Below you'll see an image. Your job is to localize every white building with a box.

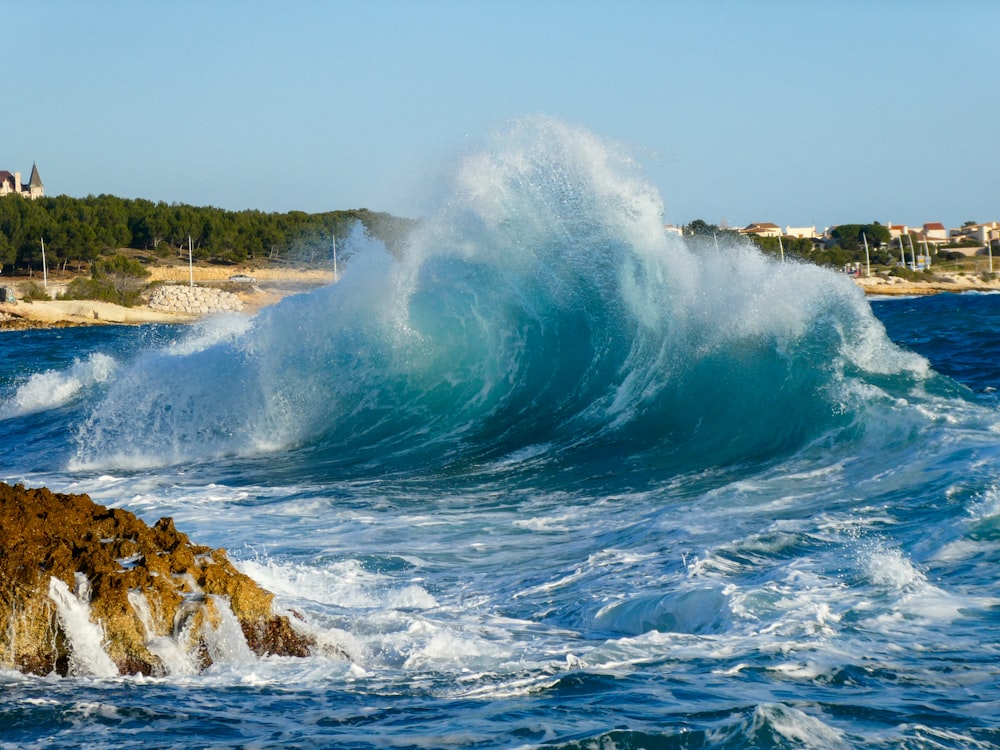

[784,226,817,239]
[0,163,44,199]
[950,221,1000,245]
[739,222,782,238]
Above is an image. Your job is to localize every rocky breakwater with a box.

[0,482,316,676]
[147,284,243,315]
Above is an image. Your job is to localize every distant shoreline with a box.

[853,273,1000,297]
[0,266,333,330]
[2,265,998,331]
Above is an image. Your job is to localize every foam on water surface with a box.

[0,353,117,419]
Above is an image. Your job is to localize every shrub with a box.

[59,254,151,307]
[21,281,51,301]
[889,266,922,281]
[60,276,147,307]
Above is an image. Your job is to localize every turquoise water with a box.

[3,119,1000,748]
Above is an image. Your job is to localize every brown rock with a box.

[0,482,316,676]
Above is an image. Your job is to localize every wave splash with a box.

[1,353,118,420]
[70,117,926,478]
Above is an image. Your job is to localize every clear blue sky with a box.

[6,1,998,231]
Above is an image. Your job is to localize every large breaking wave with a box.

[70,117,928,480]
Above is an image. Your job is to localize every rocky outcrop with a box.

[0,308,86,330]
[147,284,243,315]
[0,482,314,676]
[0,310,41,330]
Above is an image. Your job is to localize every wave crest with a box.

[70,118,925,478]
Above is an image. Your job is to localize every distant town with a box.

[665,220,999,258]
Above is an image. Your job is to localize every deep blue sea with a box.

[4,120,1000,749]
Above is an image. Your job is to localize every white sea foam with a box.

[862,545,923,589]
[48,574,118,678]
[126,590,199,676]
[741,703,849,749]
[0,353,117,419]
[237,558,437,612]
[967,482,1000,520]
[66,701,123,721]
[853,539,997,630]
[512,513,575,532]
[401,627,508,670]
[233,555,538,673]
[202,595,255,666]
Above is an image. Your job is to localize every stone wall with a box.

[147,284,243,315]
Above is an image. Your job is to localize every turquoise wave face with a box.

[69,118,928,481]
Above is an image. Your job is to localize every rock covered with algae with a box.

[0,482,314,676]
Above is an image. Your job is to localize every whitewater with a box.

[3,118,1000,748]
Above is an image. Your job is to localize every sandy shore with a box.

[144,265,334,285]
[0,266,334,330]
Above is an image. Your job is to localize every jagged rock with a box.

[0,482,314,676]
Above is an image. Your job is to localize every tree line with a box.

[0,194,417,275]
[2,192,947,279]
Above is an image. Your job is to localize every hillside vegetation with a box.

[0,194,416,276]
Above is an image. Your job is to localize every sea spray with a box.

[0,353,117,420]
[126,590,198,676]
[202,595,255,666]
[47,575,118,678]
[68,117,927,483]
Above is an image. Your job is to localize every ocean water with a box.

[3,119,1000,749]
